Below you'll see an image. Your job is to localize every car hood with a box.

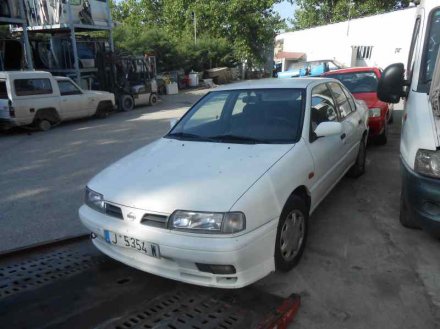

[88,138,294,214]
[352,92,386,109]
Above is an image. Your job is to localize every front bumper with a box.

[367,116,385,137]
[79,205,278,288]
[401,158,440,237]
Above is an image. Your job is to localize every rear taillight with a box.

[8,100,14,118]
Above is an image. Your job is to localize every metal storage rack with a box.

[0,1,33,70]
[13,0,115,86]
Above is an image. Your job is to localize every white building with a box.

[275,7,418,71]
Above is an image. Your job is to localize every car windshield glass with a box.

[167,88,304,144]
[423,9,440,83]
[327,71,378,93]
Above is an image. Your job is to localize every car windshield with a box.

[167,88,304,144]
[423,9,440,83]
[328,71,378,93]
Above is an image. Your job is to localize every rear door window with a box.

[14,78,53,96]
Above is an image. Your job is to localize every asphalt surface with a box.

[0,89,208,253]
[1,91,440,328]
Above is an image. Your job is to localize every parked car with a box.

[378,0,440,237]
[79,78,369,288]
[0,71,115,131]
[324,67,393,145]
[277,59,343,78]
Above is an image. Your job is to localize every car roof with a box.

[215,77,336,91]
[324,67,379,75]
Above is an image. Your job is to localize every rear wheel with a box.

[376,122,388,145]
[120,94,134,112]
[275,195,308,272]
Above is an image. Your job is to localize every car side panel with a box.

[229,140,314,229]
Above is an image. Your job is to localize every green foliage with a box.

[111,0,287,71]
[291,0,411,30]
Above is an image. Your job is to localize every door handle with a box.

[358,119,363,125]
[340,133,346,140]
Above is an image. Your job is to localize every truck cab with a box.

[378,0,440,236]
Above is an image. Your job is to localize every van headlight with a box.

[85,187,105,212]
[415,149,440,178]
[369,108,381,118]
[169,211,246,234]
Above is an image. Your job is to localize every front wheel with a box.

[347,136,366,178]
[375,122,388,145]
[275,195,308,272]
[149,93,158,106]
[120,94,134,112]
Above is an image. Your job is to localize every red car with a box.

[324,67,393,145]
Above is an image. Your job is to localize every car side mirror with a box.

[169,119,178,129]
[377,63,408,103]
[314,121,342,138]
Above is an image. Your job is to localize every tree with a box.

[111,0,287,69]
[291,0,411,30]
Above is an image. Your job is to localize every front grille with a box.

[105,203,123,219]
[141,213,168,228]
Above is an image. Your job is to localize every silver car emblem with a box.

[127,212,136,221]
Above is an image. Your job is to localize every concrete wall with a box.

[276,7,418,69]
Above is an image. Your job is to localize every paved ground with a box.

[256,110,440,328]
[0,89,208,253]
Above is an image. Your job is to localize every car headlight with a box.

[85,187,105,212]
[169,210,246,234]
[369,108,381,118]
[415,149,440,178]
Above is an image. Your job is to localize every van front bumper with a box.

[79,205,277,288]
[401,158,440,237]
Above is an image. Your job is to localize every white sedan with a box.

[79,78,369,288]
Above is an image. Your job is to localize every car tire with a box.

[95,103,110,119]
[149,93,158,106]
[388,110,394,124]
[37,119,51,131]
[399,187,420,229]
[375,122,388,145]
[275,195,308,272]
[347,136,366,178]
[120,94,134,112]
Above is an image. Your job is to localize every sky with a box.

[273,0,297,24]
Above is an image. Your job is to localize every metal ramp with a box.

[0,238,300,329]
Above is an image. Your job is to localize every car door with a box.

[57,80,89,119]
[307,83,348,206]
[328,82,361,168]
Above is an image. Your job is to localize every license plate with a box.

[104,230,160,258]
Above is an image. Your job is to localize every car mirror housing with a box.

[314,121,343,138]
[377,63,407,103]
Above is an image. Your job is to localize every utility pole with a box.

[192,11,197,45]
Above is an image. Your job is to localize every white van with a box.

[378,0,440,237]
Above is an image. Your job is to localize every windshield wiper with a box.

[208,134,268,144]
[166,132,215,142]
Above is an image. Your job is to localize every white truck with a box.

[0,71,115,131]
